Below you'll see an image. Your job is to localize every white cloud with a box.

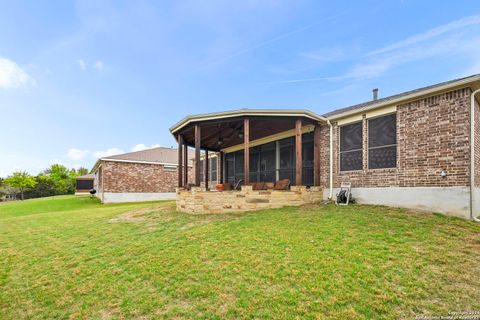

[342,32,466,80]
[93,147,124,158]
[93,60,104,70]
[0,57,36,89]
[301,47,348,62]
[131,144,160,152]
[76,59,86,70]
[342,15,480,80]
[269,14,480,84]
[367,14,480,57]
[67,148,89,161]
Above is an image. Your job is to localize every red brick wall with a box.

[320,87,472,188]
[102,161,193,193]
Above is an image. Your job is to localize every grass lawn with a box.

[1,196,479,319]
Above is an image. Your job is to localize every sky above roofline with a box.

[2,0,480,176]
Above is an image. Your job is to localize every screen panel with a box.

[368,146,396,169]
[76,179,93,190]
[226,153,235,181]
[199,159,204,182]
[340,150,363,171]
[340,122,362,152]
[210,157,217,181]
[368,113,396,148]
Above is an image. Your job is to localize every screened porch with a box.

[170,109,327,190]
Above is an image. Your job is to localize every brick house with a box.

[171,74,480,220]
[92,147,193,203]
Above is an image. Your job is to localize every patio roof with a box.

[170,108,326,151]
[170,109,326,134]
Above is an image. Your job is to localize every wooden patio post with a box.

[195,125,201,186]
[205,150,209,190]
[295,119,302,186]
[183,142,188,186]
[244,118,250,185]
[178,134,183,188]
[314,124,321,186]
[219,152,224,184]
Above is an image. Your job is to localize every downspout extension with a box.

[470,89,480,222]
[327,119,334,200]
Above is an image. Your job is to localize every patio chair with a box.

[273,179,291,190]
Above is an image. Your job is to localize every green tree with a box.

[4,171,37,200]
[43,164,73,194]
[24,175,57,199]
[75,167,89,176]
[0,178,5,198]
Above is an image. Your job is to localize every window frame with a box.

[339,120,363,172]
[367,112,397,170]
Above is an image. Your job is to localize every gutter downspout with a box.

[470,89,480,222]
[327,119,333,199]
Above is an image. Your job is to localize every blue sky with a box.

[2,0,480,176]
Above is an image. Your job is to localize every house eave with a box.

[97,158,193,167]
[169,108,327,135]
[327,74,480,121]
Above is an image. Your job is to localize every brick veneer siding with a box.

[102,161,193,193]
[320,87,472,189]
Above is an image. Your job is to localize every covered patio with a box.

[170,109,328,213]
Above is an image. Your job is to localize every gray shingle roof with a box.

[102,147,194,165]
[323,74,480,118]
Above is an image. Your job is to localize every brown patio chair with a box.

[265,182,274,190]
[274,179,291,190]
[252,182,266,190]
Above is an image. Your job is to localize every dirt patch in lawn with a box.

[109,204,176,224]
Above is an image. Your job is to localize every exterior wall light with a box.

[440,169,447,178]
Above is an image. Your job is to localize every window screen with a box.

[199,159,204,182]
[210,157,217,182]
[302,132,314,186]
[76,179,93,190]
[340,122,363,171]
[226,153,235,183]
[368,113,397,169]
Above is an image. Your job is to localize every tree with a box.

[75,167,89,176]
[4,171,37,200]
[0,178,5,198]
[24,175,57,199]
[43,164,72,194]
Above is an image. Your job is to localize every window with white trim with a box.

[368,113,397,169]
[339,121,363,171]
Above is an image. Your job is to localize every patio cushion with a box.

[265,182,274,189]
[274,179,290,190]
[252,182,266,190]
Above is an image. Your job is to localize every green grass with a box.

[1,196,479,319]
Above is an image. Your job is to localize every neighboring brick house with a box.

[92,147,193,203]
[171,74,480,219]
